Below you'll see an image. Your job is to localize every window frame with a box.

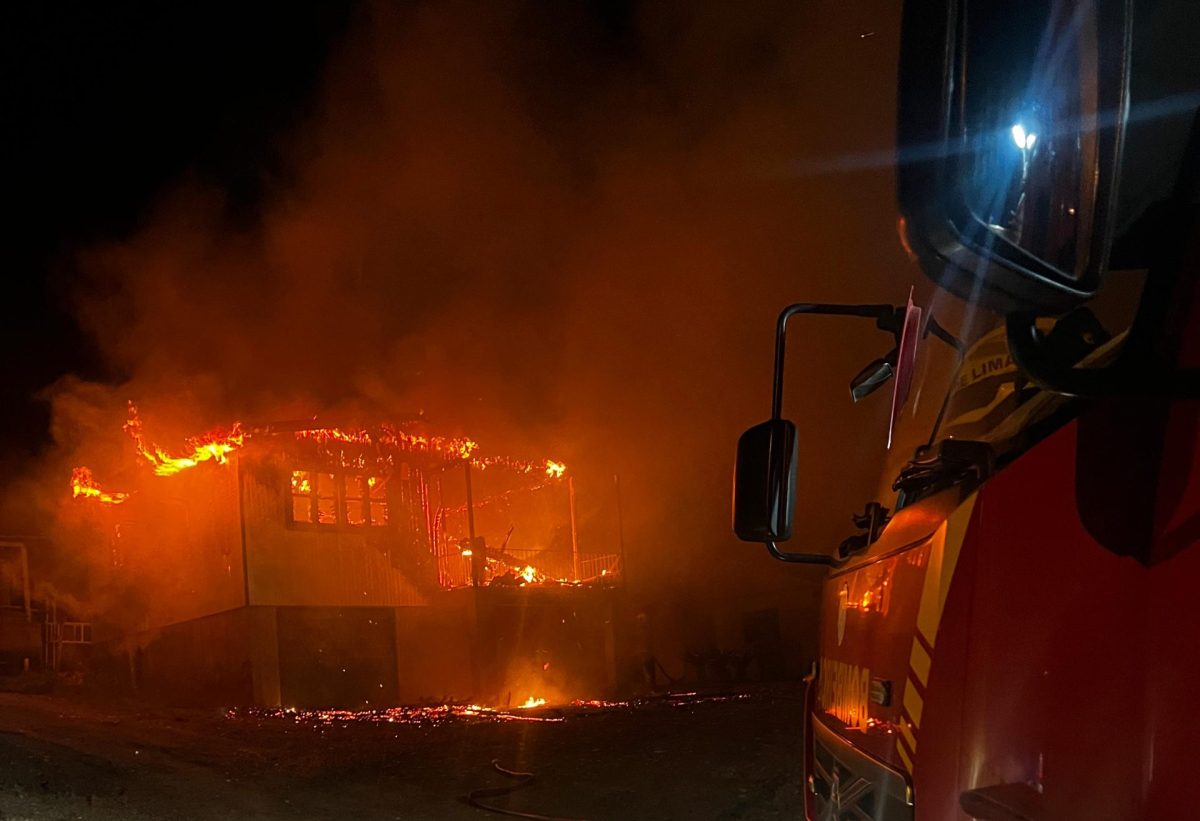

[287,469,391,530]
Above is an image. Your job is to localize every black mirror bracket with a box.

[765,541,840,566]
[756,303,903,566]
[1006,312,1200,399]
[773,303,901,419]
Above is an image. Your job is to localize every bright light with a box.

[1011,123,1037,150]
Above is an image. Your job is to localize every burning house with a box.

[64,406,623,708]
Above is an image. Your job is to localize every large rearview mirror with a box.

[897,0,1130,314]
[733,419,797,542]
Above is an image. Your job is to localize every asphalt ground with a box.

[0,686,806,821]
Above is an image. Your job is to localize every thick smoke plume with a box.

[21,0,914,669]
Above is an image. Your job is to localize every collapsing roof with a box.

[70,403,618,594]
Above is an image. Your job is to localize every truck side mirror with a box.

[897,0,1130,315]
[733,419,798,542]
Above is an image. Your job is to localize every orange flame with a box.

[70,467,129,505]
[517,697,547,709]
[71,407,565,511]
[125,403,245,476]
[294,425,479,463]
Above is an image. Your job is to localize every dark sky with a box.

[3,1,917,621]
[2,1,354,456]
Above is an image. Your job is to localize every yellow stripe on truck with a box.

[902,679,924,727]
[899,492,978,773]
[908,639,931,688]
[915,493,977,647]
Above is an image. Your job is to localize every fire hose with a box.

[463,759,588,821]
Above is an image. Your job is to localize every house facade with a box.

[72,424,622,707]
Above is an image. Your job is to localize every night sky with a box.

[3,2,355,457]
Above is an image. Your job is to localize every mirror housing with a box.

[733,419,797,542]
[849,354,897,402]
[896,0,1130,315]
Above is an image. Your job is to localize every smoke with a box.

[26,0,914,667]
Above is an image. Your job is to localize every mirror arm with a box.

[773,303,899,419]
[762,302,898,567]
[765,541,840,566]
[924,314,966,355]
[1006,313,1200,399]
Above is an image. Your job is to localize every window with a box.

[368,476,389,526]
[288,470,389,528]
[316,472,338,524]
[291,471,314,523]
[345,476,366,526]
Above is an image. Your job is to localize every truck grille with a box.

[810,716,914,821]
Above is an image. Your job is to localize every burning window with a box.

[345,476,367,526]
[289,470,388,528]
[368,476,388,526]
[291,471,314,523]
[316,473,338,524]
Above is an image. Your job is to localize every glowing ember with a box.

[545,460,566,479]
[227,692,754,728]
[69,467,129,505]
[234,703,565,726]
[125,403,245,477]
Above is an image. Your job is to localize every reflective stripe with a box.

[909,639,931,688]
[897,719,918,754]
[915,494,977,647]
[903,680,924,727]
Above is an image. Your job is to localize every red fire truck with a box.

[735,1,1199,819]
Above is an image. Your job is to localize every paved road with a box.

[0,688,805,821]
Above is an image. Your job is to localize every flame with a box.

[72,406,566,515]
[518,565,541,584]
[517,697,547,709]
[70,467,129,505]
[125,403,245,477]
[294,425,478,463]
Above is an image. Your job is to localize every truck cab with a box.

[735,1,1200,818]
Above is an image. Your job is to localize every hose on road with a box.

[463,759,587,821]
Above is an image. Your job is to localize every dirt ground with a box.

[0,686,806,821]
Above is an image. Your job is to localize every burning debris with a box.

[124,403,245,477]
[69,467,128,505]
[229,692,751,727]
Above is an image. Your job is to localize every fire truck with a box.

[735,1,1199,819]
